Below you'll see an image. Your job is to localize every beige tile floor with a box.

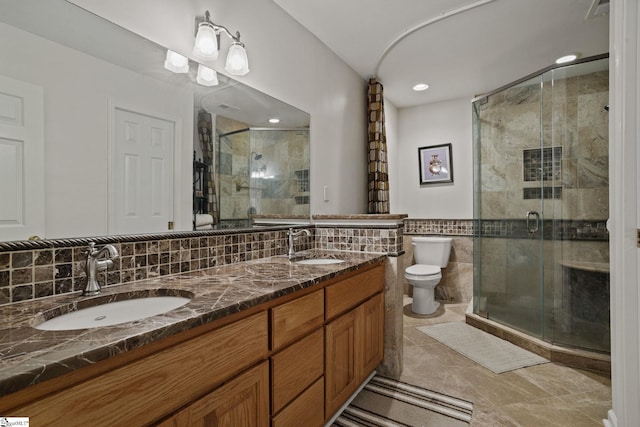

[398,298,611,427]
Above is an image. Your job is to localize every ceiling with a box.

[272,0,609,108]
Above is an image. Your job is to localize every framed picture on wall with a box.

[418,143,453,185]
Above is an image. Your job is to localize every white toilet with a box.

[405,236,452,315]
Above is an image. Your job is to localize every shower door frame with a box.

[472,73,547,340]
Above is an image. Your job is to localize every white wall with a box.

[0,23,194,238]
[70,0,369,216]
[395,97,473,218]
[384,98,399,213]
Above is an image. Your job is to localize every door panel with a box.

[112,108,174,234]
[474,74,545,338]
[0,75,44,241]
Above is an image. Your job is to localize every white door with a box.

[0,75,44,241]
[112,108,174,234]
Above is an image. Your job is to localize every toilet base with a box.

[412,286,440,315]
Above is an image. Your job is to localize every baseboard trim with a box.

[603,409,617,427]
[324,370,376,427]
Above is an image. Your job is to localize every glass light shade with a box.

[164,50,189,73]
[225,43,249,76]
[196,65,219,86]
[193,23,218,60]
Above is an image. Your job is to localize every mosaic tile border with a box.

[404,218,608,242]
[0,227,311,305]
[404,219,474,236]
[314,226,404,255]
[476,219,609,241]
[0,223,406,305]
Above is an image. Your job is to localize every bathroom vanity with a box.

[0,252,385,426]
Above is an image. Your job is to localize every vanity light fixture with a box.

[164,50,189,73]
[196,64,219,86]
[555,54,579,64]
[413,83,429,91]
[193,10,250,76]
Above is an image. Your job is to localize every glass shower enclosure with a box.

[472,55,610,353]
[216,127,310,229]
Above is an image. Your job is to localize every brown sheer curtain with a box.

[367,78,389,213]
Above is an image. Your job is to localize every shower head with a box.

[251,151,263,160]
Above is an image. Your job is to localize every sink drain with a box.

[94,315,107,321]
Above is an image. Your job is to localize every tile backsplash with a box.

[404,219,473,236]
[0,223,404,306]
[314,226,403,254]
[0,229,307,305]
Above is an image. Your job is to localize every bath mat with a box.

[332,375,473,426]
[417,322,549,374]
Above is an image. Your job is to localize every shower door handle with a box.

[526,211,540,233]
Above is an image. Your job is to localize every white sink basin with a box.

[294,258,345,265]
[35,296,191,331]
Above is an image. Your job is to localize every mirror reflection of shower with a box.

[250,151,267,178]
[215,121,310,229]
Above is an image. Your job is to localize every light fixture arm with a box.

[200,10,244,47]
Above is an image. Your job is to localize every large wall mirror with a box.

[0,0,310,243]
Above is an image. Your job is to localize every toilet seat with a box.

[404,264,441,281]
[406,264,440,276]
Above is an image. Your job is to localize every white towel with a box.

[196,224,213,231]
[195,214,213,227]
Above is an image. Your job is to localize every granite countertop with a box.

[0,250,385,398]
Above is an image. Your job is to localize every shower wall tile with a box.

[480,192,507,218]
[477,68,608,222]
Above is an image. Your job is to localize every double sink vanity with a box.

[0,249,386,426]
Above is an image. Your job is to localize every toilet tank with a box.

[411,237,452,267]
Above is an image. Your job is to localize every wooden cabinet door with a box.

[160,361,270,427]
[324,307,361,418]
[360,293,384,381]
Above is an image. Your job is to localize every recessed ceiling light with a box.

[556,54,579,64]
[412,83,429,91]
[269,118,280,124]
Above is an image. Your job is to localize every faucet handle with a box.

[86,242,96,256]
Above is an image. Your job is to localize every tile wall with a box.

[0,229,309,305]
[0,224,404,306]
[314,226,404,255]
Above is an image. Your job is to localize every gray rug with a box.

[417,322,549,374]
[333,375,472,426]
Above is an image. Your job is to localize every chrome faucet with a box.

[83,242,119,296]
[288,228,311,259]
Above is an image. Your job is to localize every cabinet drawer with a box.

[272,377,324,427]
[271,328,324,414]
[271,289,324,351]
[14,312,269,426]
[325,265,384,320]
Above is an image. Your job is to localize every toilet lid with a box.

[406,265,440,275]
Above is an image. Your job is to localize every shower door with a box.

[473,74,546,339]
[473,56,610,352]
